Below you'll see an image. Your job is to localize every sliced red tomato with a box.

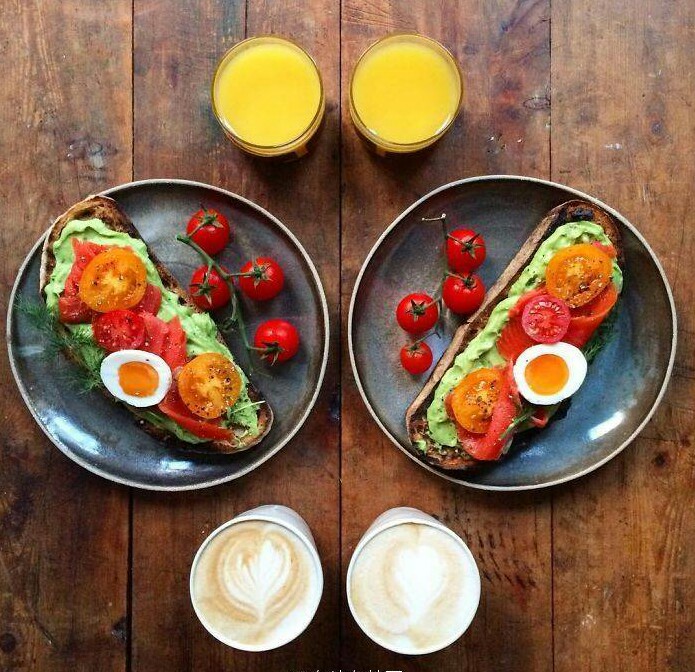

[521,294,571,343]
[158,387,232,441]
[445,365,520,461]
[133,284,162,315]
[58,294,94,324]
[497,288,546,361]
[92,310,146,353]
[564,283,619,348]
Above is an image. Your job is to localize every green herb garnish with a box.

[16,295,105,393]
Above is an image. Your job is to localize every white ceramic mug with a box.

[347,506,481,655]
[190,504,323,652]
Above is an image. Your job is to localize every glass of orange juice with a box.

[349,34,463,155]
[212,36,325,159]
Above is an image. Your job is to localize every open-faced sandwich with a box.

[406,200,623,469]
[39,195,272,452]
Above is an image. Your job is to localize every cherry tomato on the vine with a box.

[254,319,300,365]
[396,293,439,334]
[238,257,285,301]
[400,340,433,375]
[186,207,231,256]
[446,228,486,273]
[442,273,485,315]
[189,265,231,311]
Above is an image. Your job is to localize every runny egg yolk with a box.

[524,354,569,396]
[118,361,160,398]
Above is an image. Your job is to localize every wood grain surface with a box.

[0,1,132,671]
[1,0,693,670]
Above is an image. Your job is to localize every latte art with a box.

[349,522,476,654]
[192,521,320,649]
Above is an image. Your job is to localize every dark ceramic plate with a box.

[349,176,676,490]
[8,179,329,491]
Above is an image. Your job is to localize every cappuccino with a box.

[348,509,480,655]
[191,512,322,651]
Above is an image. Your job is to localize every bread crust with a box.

[40,194,273,453]
[405,200,624,470]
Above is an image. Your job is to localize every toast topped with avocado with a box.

[39,195,272,453]
[406,200,624,470]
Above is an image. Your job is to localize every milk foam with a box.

[349,522,475,654]
[192,521,320,649]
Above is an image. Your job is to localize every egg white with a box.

[100,350,172,408]
[513,342,587,406]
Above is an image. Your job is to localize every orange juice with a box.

[350,34,462,154]
[212,37,324,158]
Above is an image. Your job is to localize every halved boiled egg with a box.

[100,350,172,407]
[513,342,587,406]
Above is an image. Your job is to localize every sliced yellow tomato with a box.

[79,248,147,312]
[177,353,241,419]
[545,243,612,308]
[450,367,504,434]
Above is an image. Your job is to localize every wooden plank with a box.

[0,1,132,671]
[340,0,553,669]
[131,1,341,669]
[551,1,695,670]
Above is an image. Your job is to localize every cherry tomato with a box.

[396,293,439,334]
[446,229,486,273]
[254,319,300,365]
[449,367,504,434]
[238,257,285,301]
[545,243,612,308]
[400,341,433,375]
[521,294,571,343]
[92,309,146,353]
[442,274,485,315]
[186,207,230,256]
[79,248,148,312]
[189,266,231,311]
[177,353,242,419]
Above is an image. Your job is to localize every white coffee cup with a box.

[347,506,481,655]
[190,504,323,652]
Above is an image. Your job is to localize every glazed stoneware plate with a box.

[349,176,676,490]
[8,179,329,490]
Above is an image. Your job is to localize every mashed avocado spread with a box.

[43,218,260,444]
[425,221,623,450]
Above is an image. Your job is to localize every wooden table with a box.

[2,1,693,670]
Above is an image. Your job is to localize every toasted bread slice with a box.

[406,200,623,470]
[40,195,272,453]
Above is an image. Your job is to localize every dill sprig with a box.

[15,295,105,394]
